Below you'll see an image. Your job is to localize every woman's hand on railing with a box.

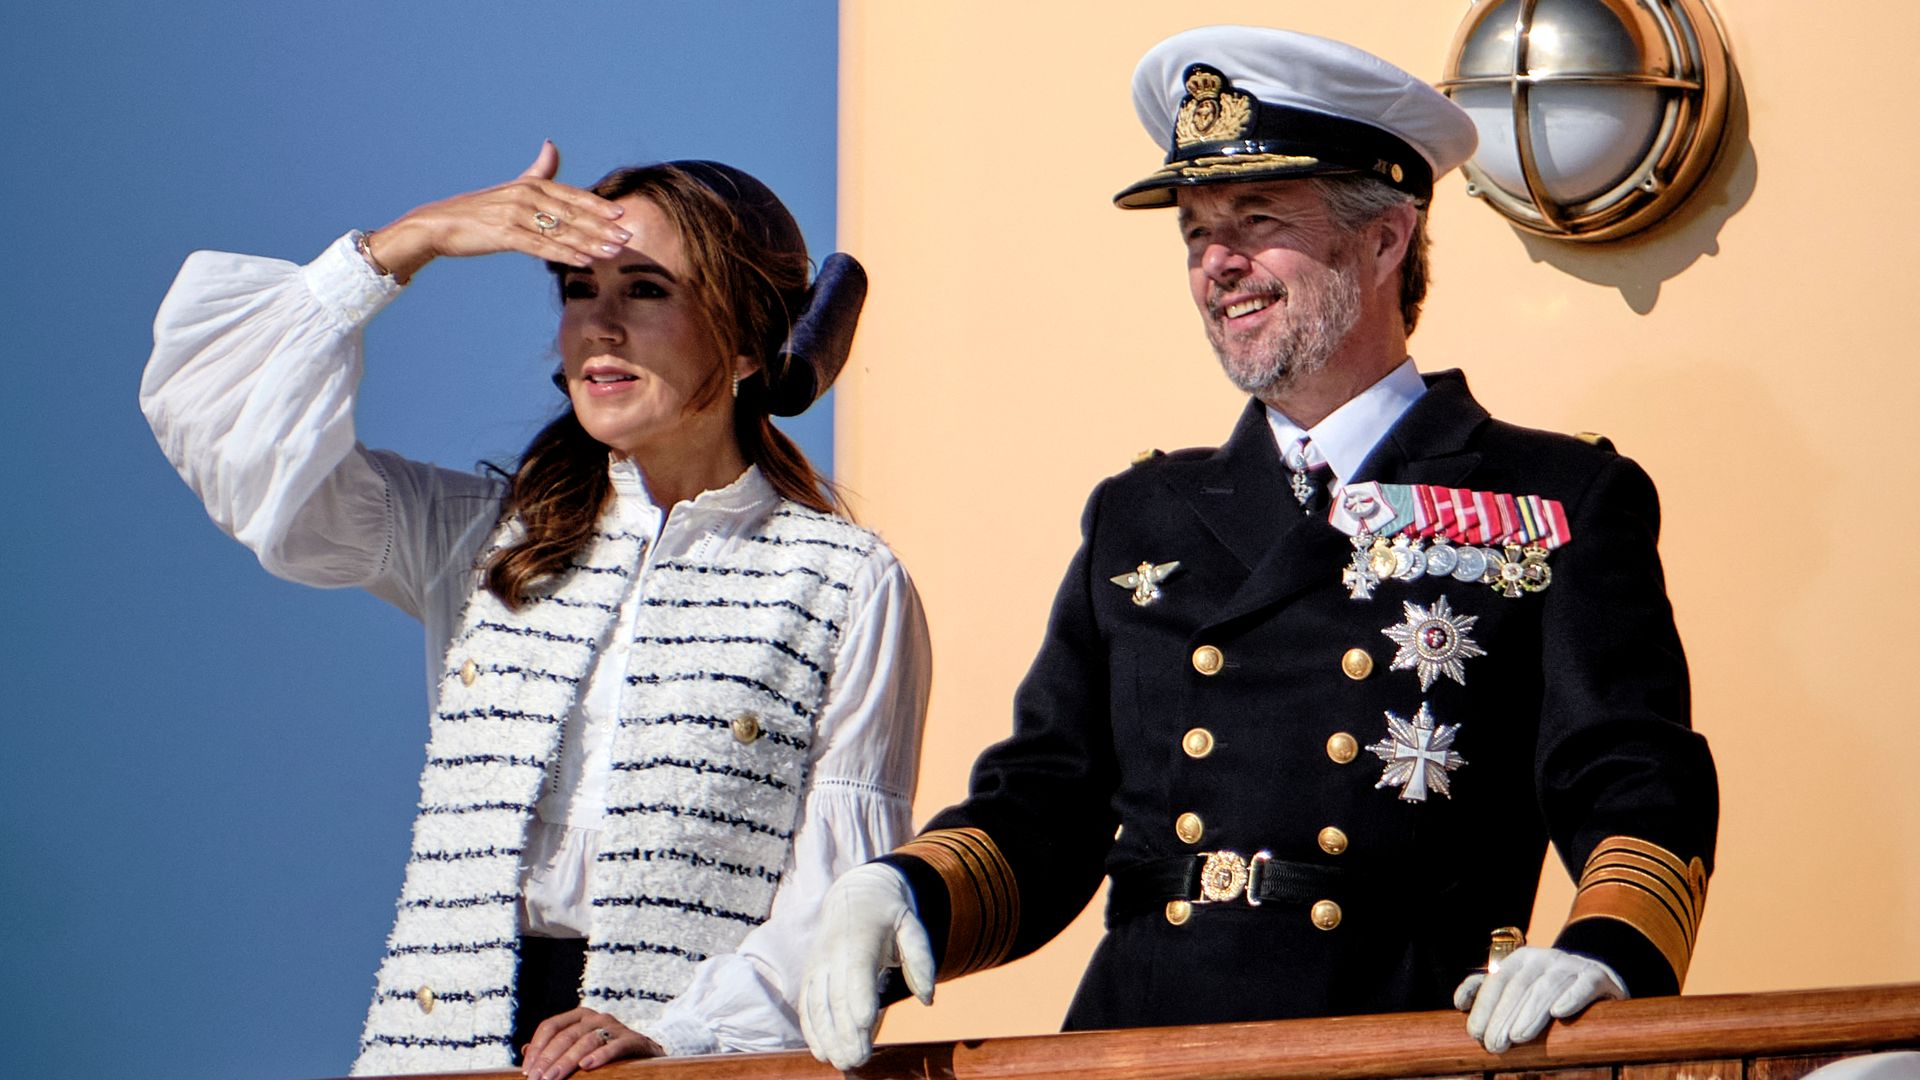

[362,141,632,284]
[1454,945,1626,1053]
[520,1006,662,1080]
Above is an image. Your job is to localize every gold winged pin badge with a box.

[1111,560,1182,606]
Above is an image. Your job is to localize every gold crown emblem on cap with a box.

[1174,64,1253,148]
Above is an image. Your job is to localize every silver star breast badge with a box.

[1367,702,1467,802]
[1380,594,1486,690]
[1110,560,1182,606]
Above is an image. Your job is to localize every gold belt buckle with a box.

[1196,849,1272,906]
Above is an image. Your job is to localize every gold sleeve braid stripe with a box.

[1564,836,1709,986]
[893,828,1019,979]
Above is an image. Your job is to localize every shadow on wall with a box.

[1507,66,1757,315]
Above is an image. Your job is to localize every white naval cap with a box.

[1115,25,1478,209]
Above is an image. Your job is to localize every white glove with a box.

[799,863,936,1070]
[1453,945,1627,1053]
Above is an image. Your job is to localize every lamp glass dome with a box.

[1455,83,1663,205]
[1441,0,1733,241]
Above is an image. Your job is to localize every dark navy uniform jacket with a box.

[882,370,1718,1031]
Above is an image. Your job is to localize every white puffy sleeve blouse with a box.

[140,234,932,1057]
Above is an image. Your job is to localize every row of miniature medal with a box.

[1343,532,1550,601]
[1329,481,1572,602]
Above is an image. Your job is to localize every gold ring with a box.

[532,211,561,236]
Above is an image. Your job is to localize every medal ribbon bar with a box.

[1331,483,1571,549]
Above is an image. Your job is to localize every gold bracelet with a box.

[354,229,397,280]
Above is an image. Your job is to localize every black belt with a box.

[1107,851,1357,921]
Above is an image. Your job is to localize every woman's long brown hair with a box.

[483,164,842,610]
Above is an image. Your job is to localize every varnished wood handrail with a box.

[334,981,1920,1080]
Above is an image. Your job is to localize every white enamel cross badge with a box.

[1367,702,1467,802]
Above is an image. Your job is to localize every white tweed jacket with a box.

[353,501,878,1074]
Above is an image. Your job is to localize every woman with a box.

[141,144,930,1078]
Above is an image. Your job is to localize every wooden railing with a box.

[339,982,1920,1080]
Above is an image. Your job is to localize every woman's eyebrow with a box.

[617,260,677,281]
[558,261,678,282]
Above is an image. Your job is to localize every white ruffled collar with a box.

[606,455,775,518]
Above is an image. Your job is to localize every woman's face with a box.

[555,194,752,459]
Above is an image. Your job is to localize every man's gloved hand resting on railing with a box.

[1454,945,1628,1053]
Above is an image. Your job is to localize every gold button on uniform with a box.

[1311,900,1343,930]
[1318,827,1349,855]
[416,985,435,1013]
[1191,645,1224,676]
[1175,812,1205,845]
[1165,899,1192,925]
[731,714,763,743]
[1340,648,1374,680]
[1326,732,1358,764]
[1182,728,1215,759]
[459,658,477,687]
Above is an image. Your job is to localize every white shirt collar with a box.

[1264,358,1427,484]
[607,456,773,519]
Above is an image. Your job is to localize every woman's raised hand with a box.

[363,141,630,284]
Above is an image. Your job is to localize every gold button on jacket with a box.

[1175,812,1204,844]
[1310,900,1343,930]
[1165,899,1192,926]
[415,986,435,1013]
[1191,644,1224,675]
[1318,826,1349,855]
[458,658,477,687]
[1326,732,1359,764]
[1340,648,1374,680]
[731,714,763,743]
[1182,727,1215,758]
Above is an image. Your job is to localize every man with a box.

[801,25,1717,1067]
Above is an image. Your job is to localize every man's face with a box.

[1177,180,1363,397]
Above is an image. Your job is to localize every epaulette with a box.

[1574,431,1617,452]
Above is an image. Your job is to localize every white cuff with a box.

[636,1013,719,1058]
[302,232,404,332]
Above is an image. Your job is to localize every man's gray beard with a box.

[1208,253,1363,396]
